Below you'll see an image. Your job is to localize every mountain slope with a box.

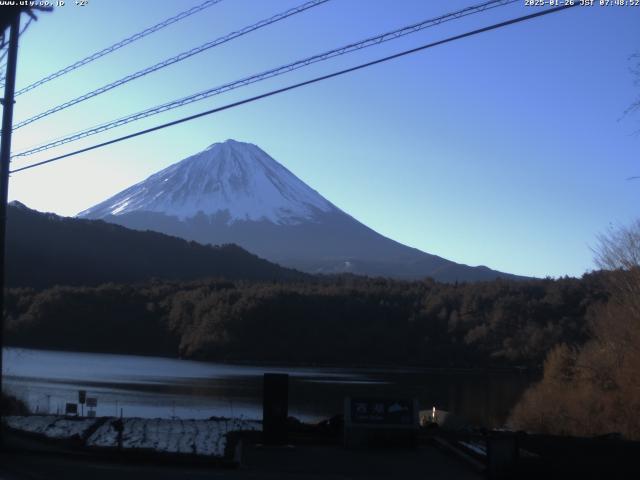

[80,139,335,224]
[6,201,307,288]
[79,139,523,282]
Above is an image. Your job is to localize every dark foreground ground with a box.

[0,447,481,480]
[0,443,480,480]
[4,423,640,479]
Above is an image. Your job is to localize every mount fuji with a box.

[78,139,519,282]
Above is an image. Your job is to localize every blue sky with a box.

[6,0,640,278]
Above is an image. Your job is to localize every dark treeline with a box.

[4,273,611,368]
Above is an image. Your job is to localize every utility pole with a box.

[0,11,21,438]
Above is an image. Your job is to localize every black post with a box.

[487,431,519,479]
[262,373,289,445]
[0,12,21,435]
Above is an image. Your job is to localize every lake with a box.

[2,347,536,427]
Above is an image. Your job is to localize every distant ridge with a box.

[6,201,307,288]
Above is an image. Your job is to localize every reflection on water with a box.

[2,347,536,427]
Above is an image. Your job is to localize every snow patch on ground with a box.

[4,415,96,439]
[459,440,487,456]
[5,415,261,458]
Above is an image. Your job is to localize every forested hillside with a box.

[6,202,306,287]
[4,273,610,368]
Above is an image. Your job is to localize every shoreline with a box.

[2,345,541,375]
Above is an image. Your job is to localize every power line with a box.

[14,0,517,158]
[0,17,34,89]
[10,4,577,175]
[12,0,330,130]
[0,25,17,66]
[13,0,225,97]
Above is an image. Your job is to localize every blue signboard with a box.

[349,398,415,426]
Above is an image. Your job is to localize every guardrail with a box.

[430,429,640,478]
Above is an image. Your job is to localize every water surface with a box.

[2,347,535,426]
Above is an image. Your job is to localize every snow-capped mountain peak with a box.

[78,139,336,224]
[77,139,521,282]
